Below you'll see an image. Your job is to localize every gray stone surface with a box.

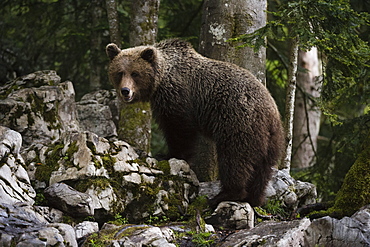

[221,218,311,247]
[77,90,118,139]
[304,205,370,246]
[44,182,94,217]
[0,126,36,205]
[206,201,254,230]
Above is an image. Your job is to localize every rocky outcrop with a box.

[0,70,79,147]
[265,168,317,209]
[221,218,311,247]
[76,89,119,139]
[0,203,77,247]
[304,204,370,246]
[0,126,36,205]
[0,71,369,246]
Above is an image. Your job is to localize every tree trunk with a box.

[292,48,321,168]
[197,0,267,181]
[199,0,267,84]
[280,37,299,171]
[90,0,104,91]
[105,0,121,46]
[117,0,160,155]
[130,0,160,46]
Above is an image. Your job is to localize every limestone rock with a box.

[75,221,99,240]
[205,201,254,230]
[48,131,110,185]
[265,168,317,209]
[77,90,118,139]
[0,126,36,205]
[221,218,311,247]
[44,182,94,217]
[304,204,370,246]
[198,180,222,200]
[0,70,79,147]
[34,206,64,223]
[92,225,176,247]
[0,203,76,247]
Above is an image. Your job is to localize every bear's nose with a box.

[121,87,131,97]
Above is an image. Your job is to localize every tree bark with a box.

[292,48,321,168]
[105,0,121,46]
[199,0,267,84]
[90,0,104,91]
[130,0,160,46]
[280,37,299,171]
[197,0,267,181]
[117,0,160,155]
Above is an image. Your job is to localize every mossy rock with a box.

[327,135,370,217]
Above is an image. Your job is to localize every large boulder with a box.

[265,168,317,209]
[220,218,311,246]
[76,89,118,139]
[0,70,79,147]
[304,204,370,246]
[0,126,36,205]
[0,203,78,247]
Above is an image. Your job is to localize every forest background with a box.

[0,0,369,205]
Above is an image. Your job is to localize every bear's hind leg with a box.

[243,161,274,207]
[208,149,253,209]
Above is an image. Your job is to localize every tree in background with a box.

[106,0,122,46]
[236,0,369,202]
[292,48,321,168]
[199,0,267,84]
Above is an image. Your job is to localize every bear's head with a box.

[106,44,159,103]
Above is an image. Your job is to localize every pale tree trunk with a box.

[280,37,299,170]
[117,0,160,155]
[106,0,121,46]
[199,0,267,84]
[197,0,267,181]
[130,0,160,46]
[90,0,104,91]
[292,48,321,168]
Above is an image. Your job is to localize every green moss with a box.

[102,154,116,171]
[35,143,64,184]
[27,93,61,130]
[74,178,111,193]
[64,141,78,168]
[82,226,125,247]
[117,102,151,154]
[327,137,370,217]
[157,160,170,175]
[115,225,150,238]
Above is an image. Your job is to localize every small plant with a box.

[108,213,129,225]
[262,199,289,219]
[191,232,215,247]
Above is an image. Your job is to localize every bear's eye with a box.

[116,72,124,79]
[131,72,139,78]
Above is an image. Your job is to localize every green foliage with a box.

[191,232,215,247]
[233,0,370,121]
[328,135,370,217]
[107,213,129,225]
[292,114,370,201]
[262,199,290,218]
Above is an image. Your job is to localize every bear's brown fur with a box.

[106,39,284,208]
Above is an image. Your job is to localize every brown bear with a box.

[106,39,284,208]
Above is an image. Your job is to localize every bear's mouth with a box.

[123,93,134,103]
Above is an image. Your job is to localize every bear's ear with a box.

[140,48,156,63]
[106,43,121,60]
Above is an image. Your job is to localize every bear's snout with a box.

[121,87,134,102]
